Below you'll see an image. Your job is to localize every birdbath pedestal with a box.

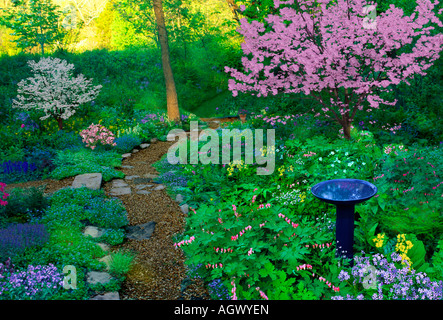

[311,179,378,266]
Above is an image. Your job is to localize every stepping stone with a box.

[90,292,120,300]
[125,175,140,180]
[97,243,110,252]
[83,226,104,238]
[86,271,112,285]
[153,184,166,191]
[136,190,151,195]
[99,255,113,271]
[175,194,184,203]
[140,143,150,149]
[134,184,153,190]
[133,177,153,184]
[143,173,159,179]
[180,204,189,215]
[125,221,156,240]
[132,149,139,153]
[110,186,131,196]
[122,153,132,158]
[121,165,134,169]
[72,173,102,190]
[112,179,129,188]
[150,138,158,144]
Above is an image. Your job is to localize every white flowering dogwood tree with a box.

[13,57,102,131]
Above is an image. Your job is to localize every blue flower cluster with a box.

[0,262,64,299]
[0,223,49,261]
[333,252,443,300]
[207,278,231,300]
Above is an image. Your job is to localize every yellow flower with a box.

[372,233,385,248]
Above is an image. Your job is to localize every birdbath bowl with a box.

[311,179,378,265]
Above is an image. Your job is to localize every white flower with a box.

[345,152,349,156]
[319,157,322,161]
[362,162,366,166]
[343,169,346,173]
[331,164,334,167]
[348,161,354,167]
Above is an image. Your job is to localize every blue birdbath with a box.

[311,179,378,265]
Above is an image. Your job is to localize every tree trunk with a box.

[56,116,63,131]
[342,120,351,140]
[153,0,180,122]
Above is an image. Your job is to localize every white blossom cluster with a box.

[12,57,102,121]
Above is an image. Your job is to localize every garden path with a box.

[101,139,209,300]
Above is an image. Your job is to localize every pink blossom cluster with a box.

[296,264,313,271]
[80,124,117,150]
[225,0,443,138]
[278,213,299,229]
[259,220,267,228]
[257,203,271,210]
[0,182,9,206]
[231,225,252,241]
[305,242,333,249]
[381,123,402,135]
[373,173,385,181]
[231,278,237,300]
[213,247,233,253]
[255,287,269,300]
[247,248,254,256]
[303,151,316,157]
[173,236,195,248]
[205,263,223,269]
[317,276,340,292]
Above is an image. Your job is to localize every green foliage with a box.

[50,148,123,181]
[109,249,135,278]
[0,0,67,55]
[42,186,127,231]
[114,134,142,153]
[0,185,49,225]
[176,187,339,300]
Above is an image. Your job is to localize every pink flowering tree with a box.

[225,0,443,139]
[12,57,102,131]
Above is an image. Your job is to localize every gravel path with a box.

[5,141,210,300]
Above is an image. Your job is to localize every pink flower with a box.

[21,124,25,128]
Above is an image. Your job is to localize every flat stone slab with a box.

[97,243,110,252]
[86,271,112,285]
[122,153,132,158]
[140,143,150,149]
[136,190,151,195]
[99,255,113,271]
[121,165,134,169]
[175,194,184,203]
[134,184,153,190]
[132,149,139,153]
[153,184,166,191]
[180,204,189,215]
[125,221,156,240]
[133,177,154,184]
[83,226,104,238]
[142,173,159,179]
[109,186,131,196]
[90,292,120,300]
[125,175,140,180]
[112,179,129,188]
[72,173,102,190]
